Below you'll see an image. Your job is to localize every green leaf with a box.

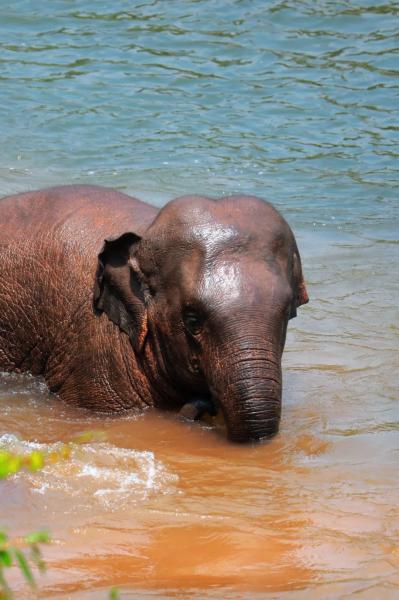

[0,451,10,464]
[0,532,8,546]
[25,531,50,545]
[0,551,12,568]
[109,587,120,600]
[29,545,46,574]
[0,567,12,599]
[27,451,44,472]
[0,453,21,479]
[13,550,35,588]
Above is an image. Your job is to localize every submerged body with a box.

[0,185,308,442]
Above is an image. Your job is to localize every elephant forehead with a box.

[153,221,254,264]
[149,197,291,260]
[199,261,243,302]
[189,222,243,250]
[197,258,276,307]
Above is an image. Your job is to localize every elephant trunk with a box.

[208,337,282,443]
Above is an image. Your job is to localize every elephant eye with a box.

[183,311,203,336]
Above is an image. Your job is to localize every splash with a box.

[0,434,178,510]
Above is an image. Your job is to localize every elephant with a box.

[0,185,308,443]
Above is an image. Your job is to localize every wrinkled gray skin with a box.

[0,186,308,443]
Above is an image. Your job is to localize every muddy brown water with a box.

[1,230,398,599]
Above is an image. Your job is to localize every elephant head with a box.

[94,195,308,443]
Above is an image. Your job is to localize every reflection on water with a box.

[1,0,399,598]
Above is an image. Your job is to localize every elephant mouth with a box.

[179,389,280,444]
[179,393,218,421]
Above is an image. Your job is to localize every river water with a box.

[0,1,398,598]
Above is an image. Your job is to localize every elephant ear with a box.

[290,250,309,319]
[93,232,149,352]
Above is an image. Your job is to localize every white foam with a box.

[0,435,178,509]
[0,371,49,397]
[0,432,21,445]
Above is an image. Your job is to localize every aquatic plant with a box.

[0,448,50,599]
[0,432,118,599]
[0,529,50,599]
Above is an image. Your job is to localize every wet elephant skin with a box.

[0,185,308,442]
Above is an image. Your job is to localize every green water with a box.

[1,1,398,598]
[0,0,398,233]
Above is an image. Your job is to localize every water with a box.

[0,1,398,597]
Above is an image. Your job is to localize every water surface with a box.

[0,1,398,598]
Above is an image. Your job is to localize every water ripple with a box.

[0,0,397,232]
